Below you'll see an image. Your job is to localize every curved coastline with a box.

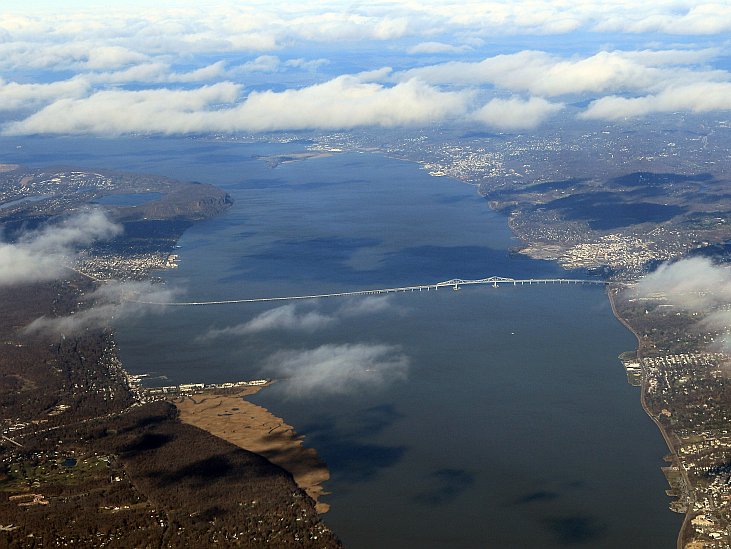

[607,285,689,549]
[172,386,331,513]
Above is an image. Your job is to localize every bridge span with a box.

[134,276,608,307]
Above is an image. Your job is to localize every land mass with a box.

[0,166,341,547]
[173,386,331,513]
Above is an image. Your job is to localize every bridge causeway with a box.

[134,276,608,307]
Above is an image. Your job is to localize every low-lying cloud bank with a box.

[637,257,731,351]
[473,96,564,130]
[1,3,730,134]
[3,77,470,135]
[581,82,731,120]
[3,47,728,135]
[23,280,179,336]
[261,343,410,398]
[0,210,121,287]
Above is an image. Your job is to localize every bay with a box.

[1,136,681,547]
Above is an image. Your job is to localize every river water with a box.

[3,136,680,547]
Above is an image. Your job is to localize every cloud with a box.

[261,343,409,398]
[580,82,731,120]
[84,46,151,70]
[4,76,471,135]
[237,55,282,73]
[201,304,334,339]
[1,3,730,134]
[1,2,730,81]
[23,280,178,336]
[594,4,731,35]
[0,210,121,287]
[637,257,731,311]
[200,296,394,340]
[86,61,229,85]
[4,83,241,135]
[204,76,470,131]
[339,296,394,317]
[0,77,90,112]
[637,257,731,351]
[407,41,471,55]
[473,96,564,130]
[397,49,727,97]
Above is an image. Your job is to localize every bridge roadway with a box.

[134,276,608,306]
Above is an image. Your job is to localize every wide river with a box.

[5,136,680,547]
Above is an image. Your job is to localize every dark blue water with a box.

[0,136,681,548]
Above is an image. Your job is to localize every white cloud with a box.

[595,4,731,35]
[261,343,410,398]
[0,2,729,134]
[84,46,150,70]
[202,304,334,338]
[398,49,727,97]
[86,61,229,85]
[0,77,90,112]
[4,83,241,135]
[227,56,329,75]
[201,297,394,340]
[581,82,731,120]
[637,257,731,352]
[238,55,282,73]
[407,41,471,55]
[0,210,121,287]
[23,280,179,336]
[339,296,394,317]
[284,57,329,71]
[473,96,564,130]
[218,76,470,132]
[637,257,731,311]
[4,77,471,135]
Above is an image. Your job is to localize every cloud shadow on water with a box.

[543,515,607,545]
[347,404,404,439]
[513,490,560,505]
[300,406,407,483]
[316,439,406,483]
[413,468,475,506]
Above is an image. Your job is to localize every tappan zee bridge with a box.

[137,276,609,306]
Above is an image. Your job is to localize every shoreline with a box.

[171,386,331,513]
[607,285,690,549]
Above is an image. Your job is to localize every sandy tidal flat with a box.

[173,387,331,513]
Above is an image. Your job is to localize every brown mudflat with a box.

[174,387,331,513]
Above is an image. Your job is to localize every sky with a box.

[0,1,730,134]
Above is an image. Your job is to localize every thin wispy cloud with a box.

[407,42,471,55]
[0,210,121,287]
[261,343,410,398]
[637,257,731,352]
[23,280,179,336]
[201,304,334,339]
[200,296,396,340]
